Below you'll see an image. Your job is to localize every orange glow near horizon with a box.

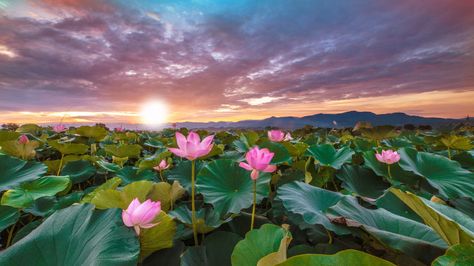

[0,90,472,125]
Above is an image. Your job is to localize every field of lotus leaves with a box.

[0,123,473,265]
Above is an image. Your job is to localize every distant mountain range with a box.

[172,111,464,129]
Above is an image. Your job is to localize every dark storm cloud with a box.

[0,0,473,115]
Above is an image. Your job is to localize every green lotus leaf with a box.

[147,181,185,211]
[142,241,185,266]
[231,224,290,266]
[0,204,139,265]
[276,249,395,266]
[376,190,423,223]
[327,197,447,264]
[336,165,390,199]
[196,159,271,216]
[179,231,243,266]
[281,142,309,158]
[169,205,231,234]
[275,181,349,235]
[453,151,474,171]
[91,180,155,209]
[1,176,71,208]
[48,140,89,155]
[139,211,177,260]
[61,160,96,184]
[143,138,164,148]
[24,191,83,217]
[117,166,156,184]
[0,205,20,233]
[259,141,292,164]
[167,160,205,193]
[97,160,122,173]
[105,144,143,158]
[432,244,474,266]
[0,154,47,191]
[390,188,474,246]
[81,177,122,203]
[69,125,108,141]
[305,144,354,169]
[398,148,474,199]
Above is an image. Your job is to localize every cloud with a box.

[0,0,473,123]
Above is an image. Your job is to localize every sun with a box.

[140,100,169,126]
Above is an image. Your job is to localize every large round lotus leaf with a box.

[70,125,108,140]
[276,249,395,266]
[1,176,71,208]
[167,160,205,192]
[169,204,231,234]
[142,240,185,266]
[231,224,289,266]
[453,151,474,171]
[0,205,19,233]
[0,204,139,266]
[147,181,185,211]
[0,154,47,191]
[48,140,89,155]
[61,160,96,184]
[117,166,156,184]
[398,148,474,199]
[97,160,122,173]
[375,191,423,223]
[196,159,271,216]
[179,231,243,266]
[139,212,177,260]
[275,181,349,235]
[432,244,474,266]
[258,141,292,164]
[91,180,155,209]
[327,197,447,264]
[104,144,142,158]
[24,191,83,217]
[336,165,390,199]
[81,177,122,203]
[305,144,354,169]
[363,150,421,186]
[390,188,474,246]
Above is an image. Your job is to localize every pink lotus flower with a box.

[239,146,277,180]
[168,132,214,160]
[52,124,67,133]
[268,130,285,142]
[284,133,293,141]
[122,198,161,235]
[376,150,401,164]
[18,135,29,144]
[153,159,170,171]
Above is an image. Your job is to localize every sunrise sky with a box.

[0,0,473,125]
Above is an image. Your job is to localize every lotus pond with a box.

[0,124,473,265]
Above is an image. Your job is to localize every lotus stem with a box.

[191,160,198,246]
[159,170,164,182]
[250,179,257,231]
[447,147,451,160]
[57,153,64,176]
[6,222,16,248]
[387,164,392,180]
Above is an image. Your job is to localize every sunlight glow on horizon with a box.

[139,100,169,126]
